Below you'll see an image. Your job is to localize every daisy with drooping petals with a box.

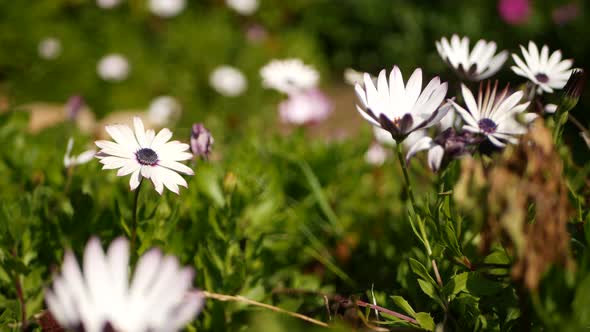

[451,81,536,147]
[45,237,204,332]
[436,35,508,81]
[355,66,449,142]
[95,117,193,195]
[511,41,573,93]
[260,59,319,94]
[64,138,96,168]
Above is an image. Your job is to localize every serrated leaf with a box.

[415,312,435,331]
[391,296,416,317]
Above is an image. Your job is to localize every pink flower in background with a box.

[552,3,579,26]
[279,88,333,126]
[498,0,531,25]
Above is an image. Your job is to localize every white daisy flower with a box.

[147,96,182,127]
[45,237,204,332]
[373,126,426,149]
[38,37,62,60]
[226,0,259,15]
[355,66,449,142]
[209,65,247,97]
[97,54,130,82]
[260,59,319,94]
[436,35,508,81]
[511,41,573,93]
[278,88,332,125]
[149,0,186,18]
[64,138,96,168]
[451,81,536,147]
[95,117,193,195]
[96,0,122,9]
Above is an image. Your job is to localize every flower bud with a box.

[190,123,214,160]
[560,68,585,113]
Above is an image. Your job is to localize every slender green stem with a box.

[395,143,417,210]
[130,180,143,255]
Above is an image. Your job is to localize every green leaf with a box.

[390,296,416,317]
[409,258,436,286]
[466,273,504,297]
[573,274,590,325]
[442,272,468,301]
[415,312,435,331]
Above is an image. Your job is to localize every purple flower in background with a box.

[498,0,531,25]
[191,123,214,160]
[66,95,85,121]
[552,3,579,26]
[279,88,333,126]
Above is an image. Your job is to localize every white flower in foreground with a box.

[149,0,186,18]
[45,237,204,332]
[373,126,426,149]
[147,96,182,127]
[511,41,573,93]
[436,35,508,81]
[209,65,247,97]
[95,117,193,194]
[38,37,62,60]
[64,138,96,168]
[355,66,449,141]
[260,59,319,94]
[279,88,332,125]
[226,0,259,15]
[97,0,122,9]
[451,81,536,147]
[97,54,130,82]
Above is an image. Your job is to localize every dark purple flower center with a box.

[136,148,158,166]
[478,118,498,134]
[535,73,549,83]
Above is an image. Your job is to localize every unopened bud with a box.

[66,95,85,121]
[560,68,585,112]
[190,123,214,160]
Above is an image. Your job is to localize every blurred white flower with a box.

[511,41,573,93]
[97,54,130,82]
[260,59,319,94]
[451,82,536,147]
[149,0,186,18]
[278,88,333,125]
[355,66,449,142]
[365,143,388,166]
[436,35,508,81]
[209,65,247,97]
[38,37,61,60]
[147,96,182,127]
[544,103,558,114]
[344,68,367,86]
[226,0,259,15]
[64,138,96,168]
[45,237,204,332]
[96,0,122,9]
[95,117,193,195]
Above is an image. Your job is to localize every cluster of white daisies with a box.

[355,35,575,169]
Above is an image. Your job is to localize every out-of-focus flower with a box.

[436,35,508,81]
[226,0,258,15]
[190,123,214,160]
[559,68,585,112]
[96,0,121,9]
[260,59,319,94]
[245,24,267,43]
[64,138,96,168]
[147,96,182,127]
[407,128,481,172]
[149,0,186,18]
[365,143,388,166]
[451,81,536,147]
[209,66,247,97]
[552,3,579,26]
[544,103,558,114]
[355,66,449,142]
[38,37,61,60]
[97,54,130,82]
[278,88,332,125]
[45,237,204,332]
[65,95,85,121]
[498,0,531,25]
[511,42,573,93]
[95,117,193,194]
